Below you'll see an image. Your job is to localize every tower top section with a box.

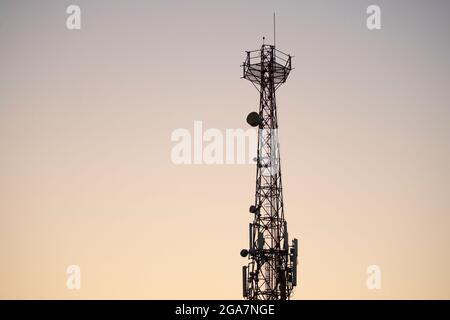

[242,45,292,88]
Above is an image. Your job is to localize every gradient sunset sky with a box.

[1,0,449,299]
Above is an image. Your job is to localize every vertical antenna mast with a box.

[273,12,276,48]
[240,21,299,300]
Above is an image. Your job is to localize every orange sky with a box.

[1,0,449,299]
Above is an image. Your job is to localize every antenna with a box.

[273,12,276,47]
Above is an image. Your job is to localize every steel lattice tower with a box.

[240,43,298,300]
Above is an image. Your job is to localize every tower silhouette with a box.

[240,41,298,300]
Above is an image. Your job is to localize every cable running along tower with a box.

[240,36,298,300]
